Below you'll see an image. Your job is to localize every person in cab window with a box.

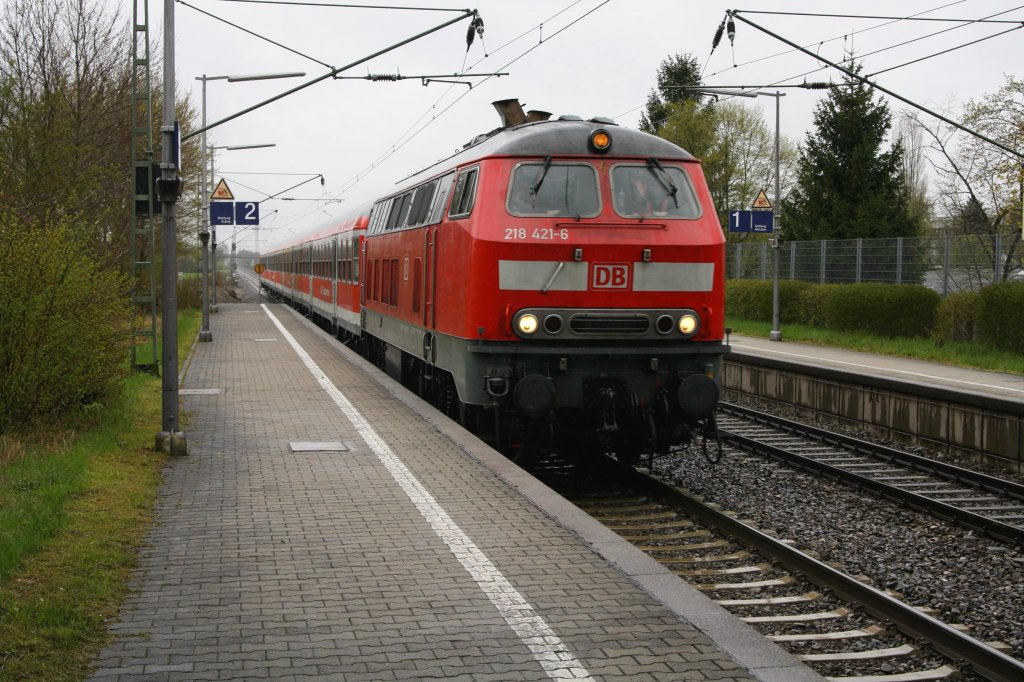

[628,175,668,216]
[509,181,536,215]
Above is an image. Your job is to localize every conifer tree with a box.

[639,53,703,134]
[781,62,919,242]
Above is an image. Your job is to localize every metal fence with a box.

[726,234,1024,295]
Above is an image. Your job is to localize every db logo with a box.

[591,263,630,290]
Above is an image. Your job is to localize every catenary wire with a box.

[630,3,1022,129]
[210,0,471,10]
[276,0,609,236]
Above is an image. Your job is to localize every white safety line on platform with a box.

[260,304,593,681]
[732,343,1024,396]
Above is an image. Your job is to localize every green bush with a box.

[727,279,835,326]
[976,281,1024,351]
[0,215,129,433]
[727,279,941,338]
[795,283,839,326]
[725,279,772,320]
[827,283,939,337]
[177,274,202,310]
[933,291,978,344]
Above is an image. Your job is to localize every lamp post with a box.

[195,71,303,338]
[679,86,786,341]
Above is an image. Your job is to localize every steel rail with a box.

[718,428,1024,546]
[717,404,1024,546]
[721,403,1024,501]
[604,459,1024,682]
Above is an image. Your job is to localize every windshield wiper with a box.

[646,158,679,208]
[530,156,553,200]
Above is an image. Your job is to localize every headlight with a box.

[678,313,699,336]
[517,313,539,335]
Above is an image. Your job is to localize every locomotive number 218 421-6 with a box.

[504,227,570,241]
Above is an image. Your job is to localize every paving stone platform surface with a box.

[89,303,820,681]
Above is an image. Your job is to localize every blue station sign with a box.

[209,202,234,225]
[235,201,260,226]
[728,210,774,233]
[209,201,260,226]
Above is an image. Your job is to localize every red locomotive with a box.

[261,99,729,462]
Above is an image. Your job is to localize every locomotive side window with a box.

[448,167,478,219]
[611,164,702,219]
[386,193,411,231]
[428,172,455,224]
[407,180,437,228]
[507,163,600,218]
[369,198,392,235]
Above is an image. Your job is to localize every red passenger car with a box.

[262,100,729,461]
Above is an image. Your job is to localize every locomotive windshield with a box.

[611,164,701,219]
[507,162,600,218]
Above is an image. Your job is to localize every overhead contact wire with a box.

[302,0,610,227]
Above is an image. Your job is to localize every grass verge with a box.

[727,317,1024,375]
[0,309,199,680]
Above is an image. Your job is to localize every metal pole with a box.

[198,75,212,341]
[210,149,218,313]
[157,0,186,455]
[943,235,950,297]
[769,92,782,341]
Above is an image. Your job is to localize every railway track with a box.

[716,402,1024,547]
[534,454,1024,682]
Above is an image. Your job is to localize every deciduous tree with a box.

[912,76,1022,281]
[657,98,797,232]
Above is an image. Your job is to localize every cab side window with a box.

[448,167,478,219]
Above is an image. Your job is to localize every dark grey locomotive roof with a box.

[269,118,699,249]
[399,118,696,188]
[471,119,696,160]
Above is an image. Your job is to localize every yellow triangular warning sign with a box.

[211,179,234,200]
[751,189,772,210]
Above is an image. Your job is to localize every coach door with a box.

[329,237,337,328]
[306,245,313,313]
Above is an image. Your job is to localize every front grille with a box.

[570,313,650,334]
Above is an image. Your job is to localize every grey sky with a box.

[155,0,1021,247]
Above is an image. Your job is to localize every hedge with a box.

[932,291,978,345]
[726,279,940,338]
[976,281,1024,351]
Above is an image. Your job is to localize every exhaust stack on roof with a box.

[526,110,552,123]
[492,98,527,127]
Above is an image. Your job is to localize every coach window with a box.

[448,167,478,219]
[507,163,599,218]
[611,164,701,219]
